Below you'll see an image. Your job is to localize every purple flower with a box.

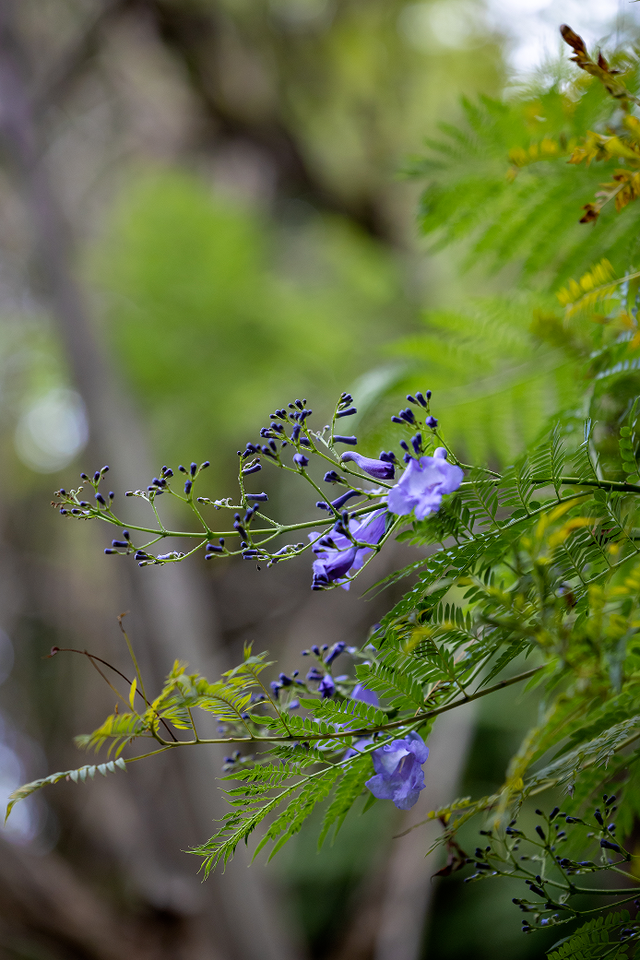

[293,453,309,468]
[352,683,379,707]
[309,509,387,590]
[318,674,336,698]
[365,732,429,810]
[340,452,395,480]
[344,736,374,760]
[387,448,463,521]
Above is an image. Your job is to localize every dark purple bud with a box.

[550,807,560,820]
[399,440,409,451]
[316,501,329,511]
[391,416,403,424]
[415,392,427,407]
[184,480,192,495]
[279,673,293,686]
[318,674,335,698]
[399,408,415,424]
[202,461,210,469]
[331,489,360,509]
[206,544,224,553]
[219,538,225,546]
[123,530,130,540]
[80,473,89,481]
[190,462,197,477]
[101,465,109,474]
[246,492,268,502]
[179,465,187,473]
[306,667,324,681]
[93,471,100,483]
[311,645,320,655]
[411,434,422,455]
[111,540,129,548]
[333,435,357,445]
[426,416,438,428]
[600,839,622,853]
[291,424,301,442]
[242,549,260,558]
[324,641,346,665]
[379,451,396,463]
[594,808,603,825]
[243,463,262,475]
[336,407,357,418]
[59,488,66,496]
[59,508,68,515]
[535,826,546,841]
[95,493,106,505]
[324,471,341,483]
[108,491,115,500]
[104,548,116,554]
[293,453,309,468]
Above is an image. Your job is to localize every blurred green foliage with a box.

[91,169,416,480]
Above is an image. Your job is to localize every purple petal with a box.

[352,683,379,707]
[341,451,395,480]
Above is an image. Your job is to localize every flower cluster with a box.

[54,387,464,590]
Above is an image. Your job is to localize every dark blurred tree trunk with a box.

[0,5,303,958]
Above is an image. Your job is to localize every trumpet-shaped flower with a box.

[388,448,463,521]
[340,451,395,480]
[309,509,387,590]
[365,731,429,810]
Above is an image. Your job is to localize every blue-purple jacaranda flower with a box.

[318,674,336,698]
[340,451,395,480]
[365,731,429,810]
[352,683,379,707]
[309,509,387,590]
[387,448,463,521]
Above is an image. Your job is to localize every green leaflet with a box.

[5,758,127,821]
[547,912,631,960]
[319,754,373,848]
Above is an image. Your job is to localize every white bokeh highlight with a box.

[15,387,89,474]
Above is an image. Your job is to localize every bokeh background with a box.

[0,2,635,959]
